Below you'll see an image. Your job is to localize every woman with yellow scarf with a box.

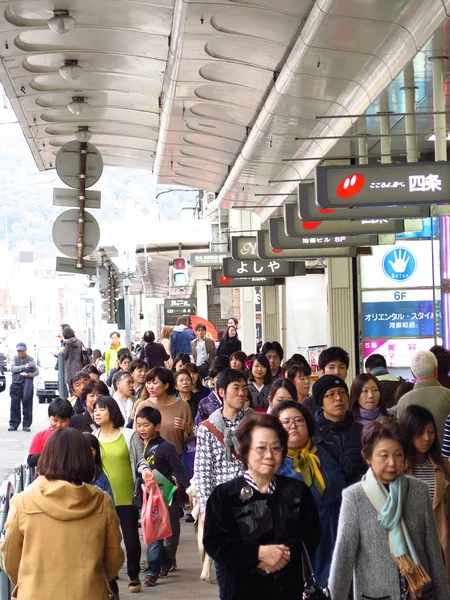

[273,400,348,588]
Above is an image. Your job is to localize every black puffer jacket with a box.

[314,410,366,485]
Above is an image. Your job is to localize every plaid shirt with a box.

[194,409,247,512]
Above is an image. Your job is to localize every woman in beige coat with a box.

[0,428,124,600]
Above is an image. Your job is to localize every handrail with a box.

[0,463,36,599]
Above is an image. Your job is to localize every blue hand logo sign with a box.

[382,247,417,282]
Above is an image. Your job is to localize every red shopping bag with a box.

[141,482,172,544]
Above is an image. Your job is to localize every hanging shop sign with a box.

[297,182,431,222]
[211,269,283,288]
[189,252,229,267]
[222,258,304,279]
[316,162,450,209]
[269,218,392,250]
[256,231,357,259]
[283,203,407,238]
[231,236,259,260]
[163,298,197,326]
[360,240,440,289]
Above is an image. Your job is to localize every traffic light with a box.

[172,258,188,286]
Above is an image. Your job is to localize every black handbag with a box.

[301,541,331,600]
[133,476,144,509]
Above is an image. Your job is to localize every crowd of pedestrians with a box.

[3,318,450,600]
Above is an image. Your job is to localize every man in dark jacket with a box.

[303,346,349,416]
[170,316,196,359]
[9,343,39,431]
[312,375,366,485]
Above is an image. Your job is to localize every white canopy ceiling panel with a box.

[0,0,174,171]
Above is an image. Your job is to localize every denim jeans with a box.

[215,561,226,600]
[145,539,172,576]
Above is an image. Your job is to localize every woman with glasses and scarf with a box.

[329,418,450,600]
[273,400,347,588]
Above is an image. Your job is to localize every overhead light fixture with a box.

[427,131,450,141]
[47,10,76,34]
[75,126,93,142]
[59,59,83,80]
[68,96,88,116]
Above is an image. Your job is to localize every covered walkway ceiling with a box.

[1,0,450,222]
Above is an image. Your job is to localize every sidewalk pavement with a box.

[118,520,218,599]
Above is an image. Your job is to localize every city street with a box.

[0,373,48,484]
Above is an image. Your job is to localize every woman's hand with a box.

[174,417,190,433]
[257,544,291,573]
[142,470,155,485]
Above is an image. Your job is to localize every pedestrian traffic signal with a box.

[172,258,188,286]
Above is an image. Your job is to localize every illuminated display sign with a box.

[222,258,304,278]
[297,182,431,222]
[269,218,390,250]
[283,203,406,238]
[316,162,450,208]
[190,252,229,267]
[255,231,357,259]
[211,269,283,288]
[231,236,259,260]
[363,338,439,368]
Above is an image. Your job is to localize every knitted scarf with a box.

[286,438,325,496]
[362,467,431,598]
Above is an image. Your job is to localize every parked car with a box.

[0,339,10,371]
[36,346,59,404]
[0,367,5,393]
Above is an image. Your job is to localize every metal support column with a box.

[379,91,391,164]
[403,62,419,163]
[123,277,131,349]
[431,29,448,161]
[357,118,368,165]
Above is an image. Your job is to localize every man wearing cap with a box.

[312,375,366,485]
[8,343,39,432]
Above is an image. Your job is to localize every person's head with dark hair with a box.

[174,368,193,398]
[268,379,298,410]
[216,368,248,412]
[195,323,207,339]
[227,317,238,328]
[249,354,272,386]
[63,326,75,340]
[312,375,349,423]
[394,380,414,404]
[144,366,176,399]
[214,355,231,369]
[47,397,73,430]
[429,345,450,379]
[223,325,239,341]
[349,373,387,423]
[217,330,224,343]
[83,433,103,479]
[173,353,190,372]
[80,379,109,416]
[273,399,316,446]
[399,405,443,468]
[176,316,189,327]
[209,365,225,389]
[81,364,100,380]
[143,330,156,344]
[93,396,125,429]
[92,349,103,362]
[128,358,147,394]
[59,323,70,338]
[117,349,132,371]
[136,406,162,444]
[230,351,247,371]
[184,362,202,390]
[38,428,95,485]
[287,364,312,402]
[318,346,349,380]
[237,414,288,470]
[281,356,308,379]
[261,342,284,377]
[361,417,406,484]
[365,353,387,373]
[70,371,90,398]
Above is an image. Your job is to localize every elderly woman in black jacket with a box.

[203,414,320,600]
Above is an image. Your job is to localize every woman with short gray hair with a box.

[329,417,449,600]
